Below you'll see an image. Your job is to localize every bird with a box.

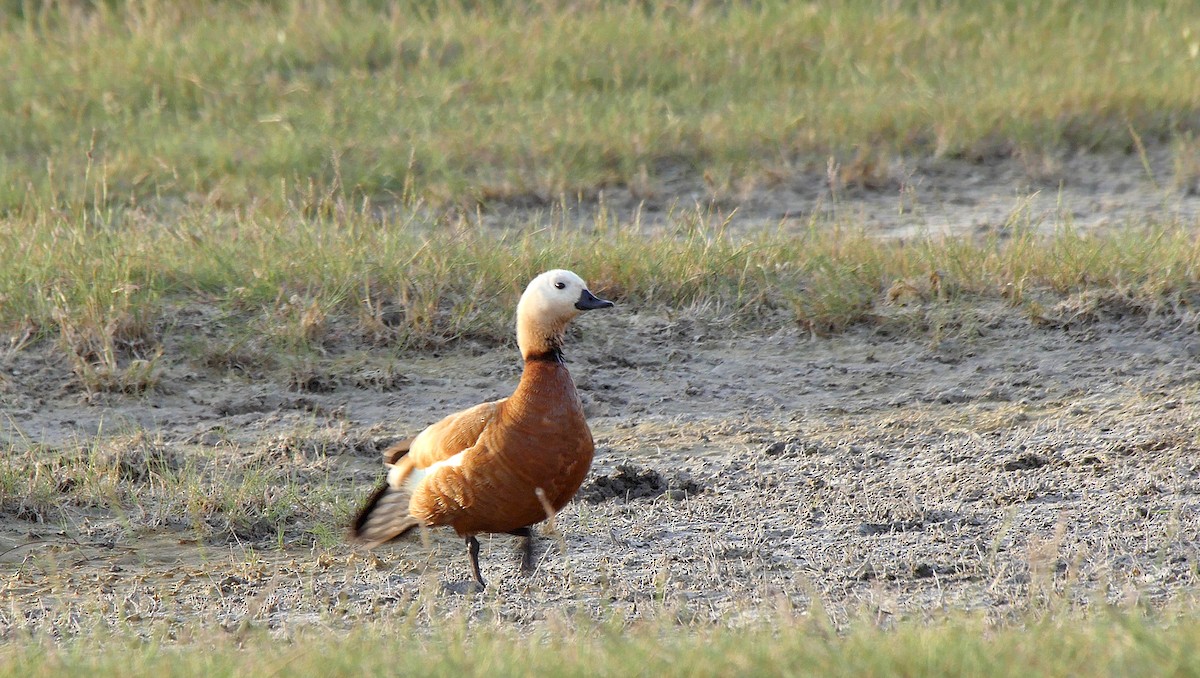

[348,269,614,588]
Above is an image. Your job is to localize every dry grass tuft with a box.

[1173,133,1200,195]
[0,425,362,548]
[50,288,162,394]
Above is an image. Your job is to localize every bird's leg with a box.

[507,527,535,573]
[466,535,486,589]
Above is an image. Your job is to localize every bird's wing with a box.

[381,438,412,466]
[405,398,506,470]
[350,398,506,547]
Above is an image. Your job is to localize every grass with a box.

[0,425,366,548]
[2,1,1200,212]
[4,200,1200,392]
[0,610,1198,677]
[4,0,1200,383]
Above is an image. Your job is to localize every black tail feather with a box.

[348,481,419,546]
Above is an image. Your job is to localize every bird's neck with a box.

[517,318,568,362]
[522,341,564,364]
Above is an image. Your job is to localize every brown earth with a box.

[2,152,1200,639]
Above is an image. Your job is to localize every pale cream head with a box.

[516,269,613,359]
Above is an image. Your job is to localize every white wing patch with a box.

[402,450,467,493]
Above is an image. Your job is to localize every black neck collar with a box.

[524,346,564,363]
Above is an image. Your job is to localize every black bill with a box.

[575,288,615,310]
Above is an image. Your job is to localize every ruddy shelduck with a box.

[349,269,614,588]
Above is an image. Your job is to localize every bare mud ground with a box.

[3,153,1200,640]
[485,146,1200,237]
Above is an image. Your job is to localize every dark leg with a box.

[466,535,486,589]
[507,527,535,573]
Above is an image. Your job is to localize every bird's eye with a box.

[554,281,566,290]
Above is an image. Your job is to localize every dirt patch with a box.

[580,463,705,503]
[1001,451,1051,472]
[480,147,1200,238]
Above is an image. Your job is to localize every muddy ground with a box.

[2,152,1200,639]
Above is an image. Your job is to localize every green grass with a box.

[5,201,1200,382]
[3,0,1200,212]
[1,611,1198,677]
[4,0,1200,386]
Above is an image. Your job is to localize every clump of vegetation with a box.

[50,286,162,394]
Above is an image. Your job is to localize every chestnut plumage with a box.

[348,269,614,588]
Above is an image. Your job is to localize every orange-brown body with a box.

[395,359,593,535]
